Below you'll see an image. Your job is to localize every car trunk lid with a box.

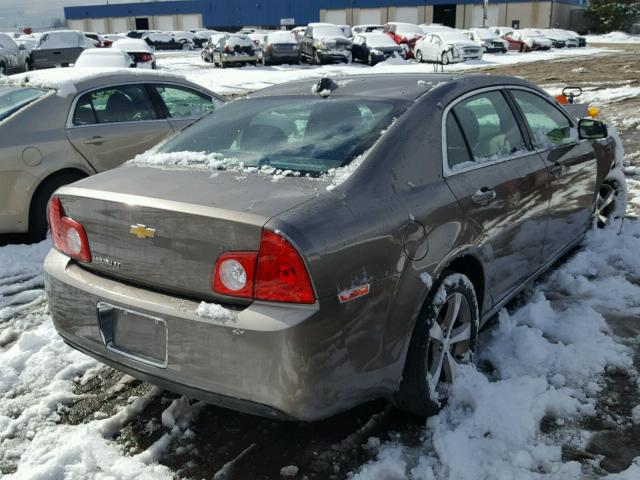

[57,166,327,303]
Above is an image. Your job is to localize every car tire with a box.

[313,50,322,65]
[0,64,6,76]
[595,178,623,228]
[441,52,450,65]
[415,50,423,63]
[368,53,375,66]
[393,271,479,416]
[344,52,352,64]
[28,172,86,242]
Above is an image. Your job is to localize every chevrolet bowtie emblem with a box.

[129,224,156,239]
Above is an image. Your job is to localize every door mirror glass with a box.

[578,118,607,140]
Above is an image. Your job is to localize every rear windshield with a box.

[226,35,252,47]
[156,96,407,176]
[474,29,497,39]
[267,32,296,44]
[0,86,45,122]
[364,33,398,47]
[314,26,347,38]
[37,31,84,49]
[439,32,472,43]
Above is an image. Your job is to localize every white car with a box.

[74,48,134,68]
[466,28,508,53]
[414,31,483,64]
[112,38,156,69]
[543,29,579,47]
[511,29,553,50]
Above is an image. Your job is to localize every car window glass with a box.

[511,90,575,149]
[73,85,158,126]
[160,97,405,176]
[453,91,526,163]
[154,85,214,119]
[446,114,473,169]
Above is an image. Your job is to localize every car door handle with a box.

[83,136,105,145]
[550,162,565,177]
[471,187,496,205]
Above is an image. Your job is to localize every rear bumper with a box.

[317,50,350,62]
[222,54,257,63]
[44,249,392,421]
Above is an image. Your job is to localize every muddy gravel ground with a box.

[5,45,640,479]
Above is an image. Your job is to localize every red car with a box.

[383,22,423,58]
[501,32,526,52]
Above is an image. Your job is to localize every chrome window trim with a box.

[441,85,534,178]
[65,80,223,129]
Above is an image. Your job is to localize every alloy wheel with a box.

[425,292,472,397]
[416,50,423,63]
[595,181,618,228]
[441,52,450,65]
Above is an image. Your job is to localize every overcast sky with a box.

[0,0,140,29]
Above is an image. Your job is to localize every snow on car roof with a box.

[0,68,187,97]
[112,38,153,53]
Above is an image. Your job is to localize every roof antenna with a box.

[312,77,339,98]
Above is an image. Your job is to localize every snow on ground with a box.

[351,218,640,479]
[585,32,640,44]
[154,47,610,96]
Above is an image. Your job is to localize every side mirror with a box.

[579,118,607,140]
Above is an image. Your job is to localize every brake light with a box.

[211,230,315,304]
[224,45,231,53]
[47,196,92,263]
[255,231,315,304]
[139,53,153,62]
[213,252,257,298]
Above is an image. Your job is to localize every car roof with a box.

[3,68,212,96]
[251,73,533,101]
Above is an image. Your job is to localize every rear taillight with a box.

[254,231,315,304]
[213,252,257,298]
[47,196,92,263]
[212,230,315,304]
[140,53,153,62]
[224,45,231,53]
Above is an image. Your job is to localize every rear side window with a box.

[73,85,158,125]
[510,90,575,149]
[446,114,472,169]
[452,91,526,163]
[153,85,214,119]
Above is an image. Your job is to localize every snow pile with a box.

[130,150,231,169]
[352,218,640,479]
[195,301,237,323]
[585,32,640,44]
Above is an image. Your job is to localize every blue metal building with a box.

[64,0,587,32]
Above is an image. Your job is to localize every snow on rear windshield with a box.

[267,31,296,43]
[474,29,497,40]
[37,31,84,49]
[439,32,472,43]
[363,33,398,47]
[141,96,407,176]
[0,86,45,122]
[314,26,347,38]
[395,24,423,36]
[226,35,252,47]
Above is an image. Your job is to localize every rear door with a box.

[150,83,220,130]
[66,83,174,172]
[443,89,551,302]
[508,88,598,263]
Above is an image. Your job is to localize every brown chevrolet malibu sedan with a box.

[45,73,617,421]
